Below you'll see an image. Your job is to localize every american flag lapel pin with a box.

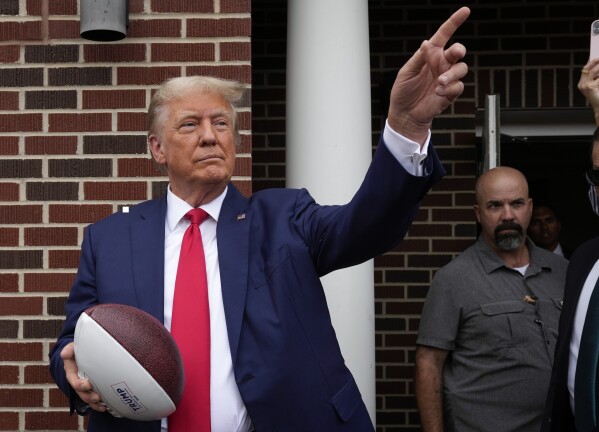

[236,213,246,221]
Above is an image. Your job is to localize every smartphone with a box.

[591,19,599,60]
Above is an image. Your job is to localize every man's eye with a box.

[179,122,196,130]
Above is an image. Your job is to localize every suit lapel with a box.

[217,185,250,364]
[130,196,167,323]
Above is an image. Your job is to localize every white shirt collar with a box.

[166,185,228,232]
[552,243,565,257]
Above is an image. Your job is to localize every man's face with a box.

[527,207,561,250]
[475,173,532,252]
[148,90,237,197]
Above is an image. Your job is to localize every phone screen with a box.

[591,20,599,60]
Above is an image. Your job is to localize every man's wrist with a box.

[387,115,430,147]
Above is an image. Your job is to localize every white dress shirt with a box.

[160,122,430,430]
[161,189,252,432]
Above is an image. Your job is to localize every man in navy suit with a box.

[542,57,599,432]
[49,7,471,432]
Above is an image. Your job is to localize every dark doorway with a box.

[476,106,599,252]
[501,134,599,251]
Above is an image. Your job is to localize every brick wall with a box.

[0,0,250,430]
[3,0,598,430]
[252,0,599,430]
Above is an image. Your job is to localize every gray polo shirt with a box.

[417,236,567,432]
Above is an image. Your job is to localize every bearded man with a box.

[414,166,567,432]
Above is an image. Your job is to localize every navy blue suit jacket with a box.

[50,138,445,431]
[542,236,599,432]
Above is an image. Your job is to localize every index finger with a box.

[429,7,471,48]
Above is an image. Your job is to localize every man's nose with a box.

[502,205,515,220]
[199,124,217,146]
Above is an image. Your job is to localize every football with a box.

[74,304,185,421]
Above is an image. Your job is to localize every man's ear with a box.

[473,204,481,223]
[148,134,166,165]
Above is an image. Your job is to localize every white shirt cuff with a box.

[383,119,431,176]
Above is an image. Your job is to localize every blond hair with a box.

[147,76,245,142]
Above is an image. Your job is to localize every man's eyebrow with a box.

[175,109,231,122]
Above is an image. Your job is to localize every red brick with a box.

[0,365,18,384]
[0,21,42,41]
[28,0,77,15]
[151,43,215,62]
[0,114,42,132]
[118,158,163,177]
[117,112,147,131]
[25,136,78,155]
[48,19,79,39]
[151,0,212,13]
[237,111,251,130]
[0,91,18,109]
[0,388,42,407]
[234,156,251,177]
[186,65,252,84]
[0,137,19,155]
[221,0,250,13]
[432,239,475,253]
[48,113,111,132]
[84,181,147,201]
[25,411,79,430]
[431,208,474,221]
[49,387,69,408]
[26,0,42,15]
[117,66,180,85]
[25,227,78,246]
[220,42,251,61]
[49,204,112,223]
[129,0,144,14]
[0,297,43,316]
[421,192,452,207]
[0,343,42,361]
[0,183,19,201]
[24,365,53,384]
[0,205,43,224]
[24,273,75,293]
[187,18,251,38]
[83,89,146,109]
[0,274,18,293]
[238,134,251,154]
[49,250,80,269]
[407,224,452,237]
[128,19,181,38]
[374,254,405,267]
[0,411,18,430]
[84,43,147,63]
[0,228,18,246]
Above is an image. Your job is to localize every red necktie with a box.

[169,208,211,432]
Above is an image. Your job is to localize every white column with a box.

[286,0,375,424]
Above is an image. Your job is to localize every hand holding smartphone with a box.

[591,20,599,60]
